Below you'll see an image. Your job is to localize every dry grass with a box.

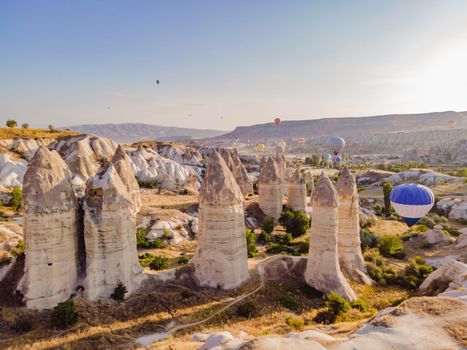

[0,127,78,140]
[369,219,408,236]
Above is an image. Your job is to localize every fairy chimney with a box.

[20,146,79,310]
[287,169,307,212]
[305,173,356,301]
[258,157,283,220]
[83,164,142,301]
[336,168,372,284]
[194,151,249,289]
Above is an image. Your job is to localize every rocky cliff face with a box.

[336,168,371,284]
[258,157,283,220]
[305,174,356,301]
[194,151,249,289]
[83,165,142,301]
[219,148,254,195]
[19,146,79,310]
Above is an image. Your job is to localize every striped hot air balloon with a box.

[390,184,434,227]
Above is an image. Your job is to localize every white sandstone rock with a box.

[336,168,372,285]
[305,173,356,301]
[20,146,79,310]
[419,259,467,295]
[193,152,249,290]
[287,169,307,212]
[83,164,142,301]
[424,225,455,245]
[258,157,282,220]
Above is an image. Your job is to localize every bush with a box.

[398,256,433,290]
[110,282,127,301]
[12,315,33,332]
[245,229,257,258]
[6,119,17,128]
[360,228,379,251]
[378,235,405,259]
[11,240,25,257]
[8,186,22,212]
[325,292,351,317]
[286,316,305,330]
[279,210,311,238]
[50,300,78,329]
[149,256,170,270]
[262,218,275,234]
[276,233,292,245]
[350,298,369,312]
[236,301,258,318]
[278,294,300,311]
[257,230,271,244]
[136,227,167,249]
[177,256,189,265]
[366,262,398,286]
[21,123,29,129]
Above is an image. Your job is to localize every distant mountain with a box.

[66,123,227,143]
[212,111,467,141]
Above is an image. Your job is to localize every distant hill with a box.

[212,111,467,141]
[65,123,227,143]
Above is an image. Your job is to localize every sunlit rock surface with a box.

[193,151,249,289]
[305,173,356,301]
[335,168,371,284]
[83,165,142,301]
[258,157,282,220]
[287,169,307,212]
[19,146,79,310]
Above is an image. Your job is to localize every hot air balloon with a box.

[257,143,265,152]
[390,184,434,227]
[274,117,281,126]
[335,155,342,163]
[323,153,331,161]
[327,136,345,156]
[278,141,286,149]
[298,138,305,145]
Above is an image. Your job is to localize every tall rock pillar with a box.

[83,165,142,300]
[287,169,307,212]
[336,168,372,284]
[305,173,356,301]
[194,151,249,289]
[20,146,79,309]
[258,157,283,220]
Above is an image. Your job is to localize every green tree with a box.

[149,255,170,270]
[6,119,17,128]
[50,300,78,329]
[279,209,311,238]
[261,218,275,234]
[382,182,393,217]
[110,282,127,301]
[9,186,22,212]
[245,229,257,257]
[378,235,405,259]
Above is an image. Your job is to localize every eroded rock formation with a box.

[287,169,307,212]
[274,153,287,196]
[305,173,356,301]
[19,146,79,309]
[193,151,249,289]
[83,164,142,300]
[219,148,254,196]
[335,168,371,284]
[258,157,282,220]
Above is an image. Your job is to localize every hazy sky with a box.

[1,0,467,131]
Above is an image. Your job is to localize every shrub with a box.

[236,301,258,318]
[364,249,384,266]
[286,316,305,330]
[11,240,25,257]
[257,230,271,243]
[278,294,300,311]
[366,262,398,285]
[275,233,292,245]
[136,227,167,249]
[50,300,78,329]
[21,123,29,129]
[149,255,170,270]
[262,218,275,234]
[378,235,405,259]
[8,186,22,212]
[110,282,127,301]
[398,256,433,290]
[245,229,257,258]
[279,210,311,238]
[177,256,189,265]
[360,228,379,251]
[6,119,17,128]
[350,298,369,312]
[325,292,351,317]
[12,315,33,332]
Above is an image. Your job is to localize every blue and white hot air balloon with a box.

[335,155,342,163]
[390,184,434,227]
[323,153,332,161]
